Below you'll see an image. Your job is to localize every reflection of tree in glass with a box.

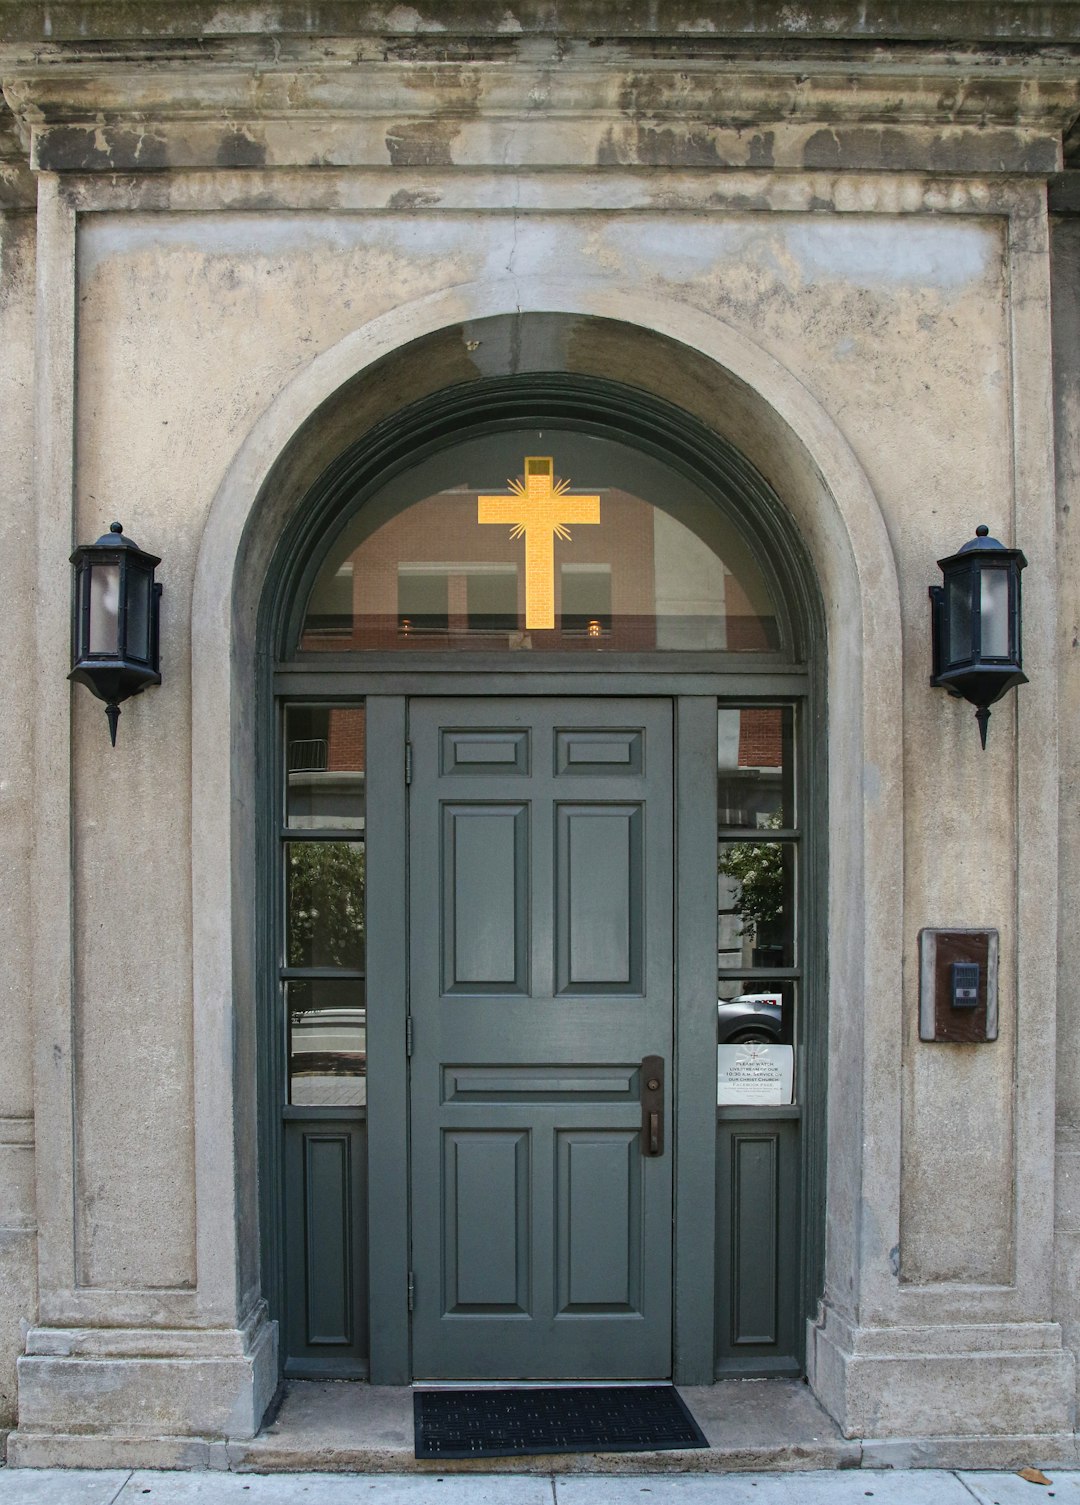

[718,816,784,942]
[288,843,365,967]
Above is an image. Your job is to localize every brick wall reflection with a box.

[738,707,783,768]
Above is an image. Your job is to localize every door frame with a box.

[264,661,823,1386]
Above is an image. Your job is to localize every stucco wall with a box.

[1053,211,1080,1416]
[0,205,38,1429]
[72,201,1019,1295]
[1,0,1077,1460]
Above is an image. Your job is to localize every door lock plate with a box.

[641,1055,664,1156]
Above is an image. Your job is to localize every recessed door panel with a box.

[443,1131,530,1313]
[442,804,528,993]
[409,698,673,1379]
[442,729,530,774]
[557,804,642,992]
[557,1131,641,1312]
[305,1134,353,1344]
[555,728,644,774]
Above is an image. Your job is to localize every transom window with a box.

[299,429,780,654]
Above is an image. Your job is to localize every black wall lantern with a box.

[69,522,162,745]
[929,524,1027,748]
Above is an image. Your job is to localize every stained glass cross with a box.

[477,457,601,630]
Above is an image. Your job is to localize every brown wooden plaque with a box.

[918,929,999,1042]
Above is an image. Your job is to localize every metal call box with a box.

[951,961,980,1009]
[919,929,999,1042]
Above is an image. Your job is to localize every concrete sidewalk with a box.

[0,1469,1079,1503]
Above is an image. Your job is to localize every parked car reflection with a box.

[717,992,783,1044]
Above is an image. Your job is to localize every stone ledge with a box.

[230,1440,866,1475]
[24,1303,272,1359]
[10,1376,1080,1475]
[15,116,1067,177]
[860,1434,1080,1470]
[12,1429,1080,1473]
[6,1431,233,1470]
[12,1311,277,1445]
[808,1311,1078,1439]
[822,1313,1071,1357]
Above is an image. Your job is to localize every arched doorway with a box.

[257,370,827,1387]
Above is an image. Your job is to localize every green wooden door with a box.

[408,697,674,1379]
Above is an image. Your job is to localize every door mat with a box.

[413,1385,710,1459]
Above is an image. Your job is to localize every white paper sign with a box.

[717,1043,794,1106]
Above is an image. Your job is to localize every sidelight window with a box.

[281,703,366,1107]
[717,704,800,1086]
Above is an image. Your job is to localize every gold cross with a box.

[478,457,601,630]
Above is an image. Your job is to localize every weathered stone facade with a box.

[2,0,1080,1470]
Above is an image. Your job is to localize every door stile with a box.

[364,696,411,1383]
[673,696,722,1384]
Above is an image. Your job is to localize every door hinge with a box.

[405,1015,413,1056]
[405,741,413,784]
[407,1271,415,1312]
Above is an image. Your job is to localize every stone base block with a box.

[860,1433,1080,1470]
[7,1305,277,1464]
[7,1431,233,1469]
[808,1306,1077,1440]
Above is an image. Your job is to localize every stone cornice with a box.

[3,25,1079,175]
[4,2,1080,45]
[0,95,34,205]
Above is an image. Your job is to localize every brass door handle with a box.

[641,1055,664,1156]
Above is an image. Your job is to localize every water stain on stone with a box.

[385,120,459,166]
[747,131,775,168]
[215,128,267,169]
[387,188,443,209]
[598,124,729,167]
[37,125,169,172]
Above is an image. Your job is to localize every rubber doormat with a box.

[413,1384,710,1458]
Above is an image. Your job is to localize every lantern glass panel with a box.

[946,572,973,667]
[76,568,91,654]
[980,567,1010,659]
[126,566,153,662]
[88,563,120,655]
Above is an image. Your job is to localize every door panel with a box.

[283,1118,368,1376]
[443,804,528,991]
[408,697,673,1379]
[444,1131,530,1312]
[557,804,641,991]
[556,1131,641,1311]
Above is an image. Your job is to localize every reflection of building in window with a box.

[738,707,785,768]
[286,706,366,830]
[467,565,517,632]
[397,565,449,633]
[561,563,612,633]
[301,482,779,653]
[304,561,354,639]
[718,707,792,970]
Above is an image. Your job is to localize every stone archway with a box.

[190,285,902,1418]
